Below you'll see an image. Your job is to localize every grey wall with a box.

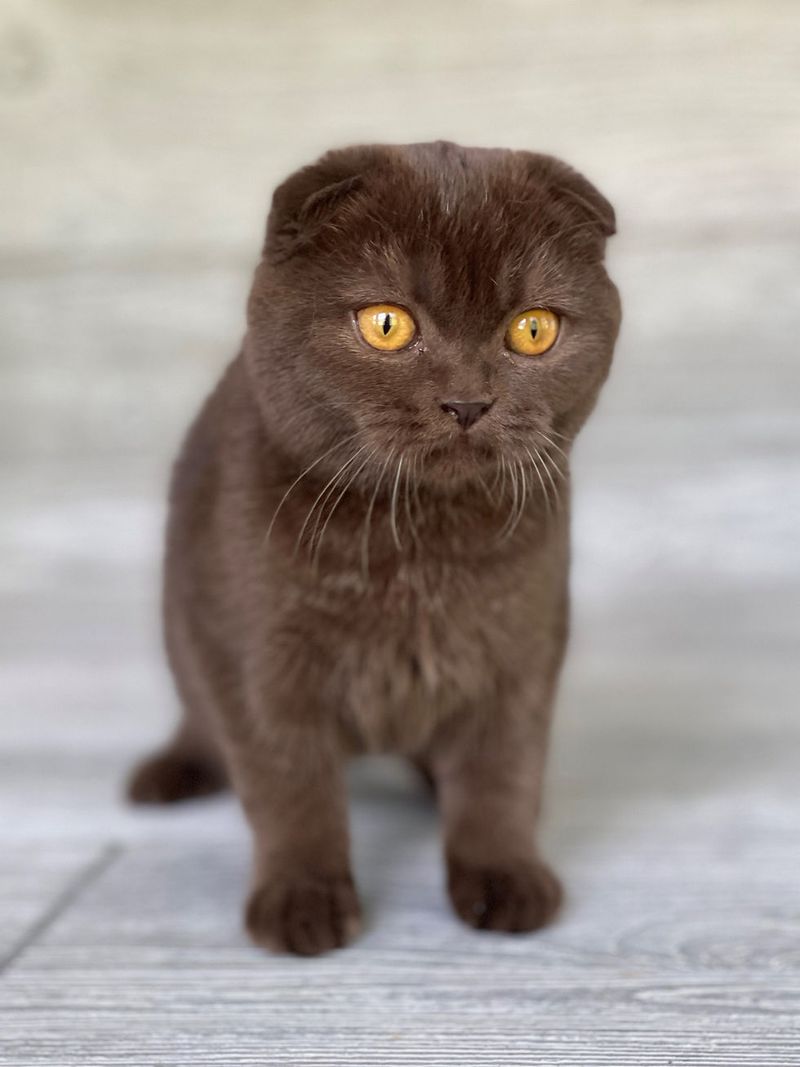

[2,0,798,463]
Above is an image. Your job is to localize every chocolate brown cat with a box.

[128,141,620,955]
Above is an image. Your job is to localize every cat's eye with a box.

[505,308,560,357]
[356,304,416,352]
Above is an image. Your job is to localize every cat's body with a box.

[129,142,620,955]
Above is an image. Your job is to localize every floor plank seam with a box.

[0,843,124,976]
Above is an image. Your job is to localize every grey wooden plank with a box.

[1,828,798,1064]
[1,697,798,1063]
[1,1026,798,1067]
[0,843,110,967]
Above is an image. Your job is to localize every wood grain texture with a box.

[0,844,107,967]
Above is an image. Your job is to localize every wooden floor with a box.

[2,1,799,1063]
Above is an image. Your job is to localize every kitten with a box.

[128,141,620,956]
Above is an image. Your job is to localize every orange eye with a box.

[505,308,560,356]
[356,304,416,351]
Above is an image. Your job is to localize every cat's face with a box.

[246,143,620,492]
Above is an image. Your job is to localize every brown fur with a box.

[127,141,621,955]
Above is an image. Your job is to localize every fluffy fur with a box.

[128,141,621,955]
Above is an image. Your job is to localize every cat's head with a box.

[245,141,620,493]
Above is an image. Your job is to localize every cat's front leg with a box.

[429,702,562,933]
[224,687,360,956]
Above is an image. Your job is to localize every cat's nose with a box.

[439,399,494,431]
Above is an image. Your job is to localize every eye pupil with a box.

[381,314,393,336]
[529,318,538,339]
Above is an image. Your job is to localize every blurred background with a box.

[1,2,798,1064]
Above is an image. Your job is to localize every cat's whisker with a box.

[510,458,522,534]
[404,452,422,548]
[411,449,425,526]
[515,457,531,531]
[494,454,508,498]
[538,446,566,512]
[360,453,392,585]
[494,454,507,503]
[489,458,499,495]
[264,432,359,547]
[508,457,530,541]
[497,456,520,541]
[474,462,495,506]
[294,444,368,559]
[311,448,375,573]
[536,428,571,468]
[524,445,554,519]
[306,443,371,557]
[533,434,569,512]
[389,455,404,551]
[496,461,512,538]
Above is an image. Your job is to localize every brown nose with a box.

[440,399,494,430]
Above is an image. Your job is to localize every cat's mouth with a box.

[421,436,498,480]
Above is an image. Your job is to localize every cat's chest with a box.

[328,559,512,751]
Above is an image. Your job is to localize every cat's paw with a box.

[245,873,362,956]
[127,750,227,805]
[447,855,563,933]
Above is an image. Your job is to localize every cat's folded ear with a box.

[525,154,616,245]
[264,146,388,263]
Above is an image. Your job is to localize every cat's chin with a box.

[419,438,498,490]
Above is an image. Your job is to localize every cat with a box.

[127,141,620,956]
